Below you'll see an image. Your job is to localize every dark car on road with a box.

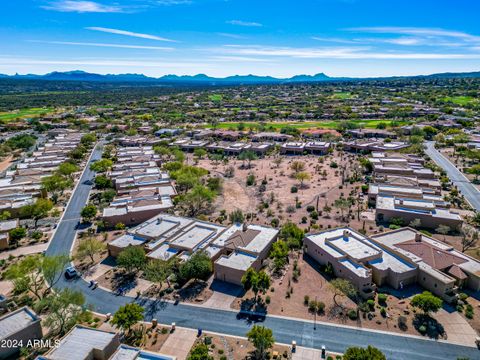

[64,266,78,279]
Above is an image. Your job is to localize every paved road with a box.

[46,143,479,360]
[425,141,480,211]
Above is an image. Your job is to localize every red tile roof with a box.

[396,240,467,270]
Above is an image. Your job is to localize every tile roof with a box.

[396,240,467,270]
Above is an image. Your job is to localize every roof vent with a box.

[242,223,248,232]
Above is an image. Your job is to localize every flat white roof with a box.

[216,251,257,271]
[44,326,117,360]
[109,234,147,248]
[0,307,39,340]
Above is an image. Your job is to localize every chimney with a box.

[343,230,350,239]
[415,233,422,242]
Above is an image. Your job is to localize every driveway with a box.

[160,327,197,359]
[425,141,480,211]
[435,309,478,346]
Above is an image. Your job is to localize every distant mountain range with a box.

[1,70,480,84]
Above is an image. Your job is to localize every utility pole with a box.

[314,296,317,330]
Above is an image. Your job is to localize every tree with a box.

[0,210,11,220]
[20,198,53,229]
[238,150,258,169]
[270,240,289,271]
[144,259,170,290]
[290,161,306,175]
[273,157,283,168]
[41,174,72,201]
[117,246,147,274]
[94,175,113,189]
[229,209,245,224]
[76,237,106,263]
[343,346,386,360]
[4,255,44,299]
[187,344,213,360]
[80,133,96,147]
[81,204,97,223]
[241,268,271,302]
[57,162,79,180]
[193,148,207,159]
[179,250,212,283]
[279,222,304,249]
[460,225,479,252]
[468,164,480,182]
[90,158,113,173]
[154,146,172,161]
[111,303,144,334]
[295,171,311,188]
[247,325,275,360]
[436,224,450,241]
[4,254,68,300]
[177,185,216,217]
[334,197,351,222]
[329,278,357,307]
[42,254,70,296]
[409,219,422,229]
[411,291,442,315]
[8,227,27,246]
[43,288,85,336]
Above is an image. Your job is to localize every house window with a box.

[434,284,437,288]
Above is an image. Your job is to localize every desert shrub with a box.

[398,316,408,331]
[367,299,375,310]
[304,295,310,305]
[290,186,298,193]
[465,304,474,319]
[348,309,358,320]
[306,205,315,212]
[380,307,387,317]
[377,293,387,304]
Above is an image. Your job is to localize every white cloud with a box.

[348,27,480,42]
[227,20,263,27]
[41,1,124,13]
[209,56,273,62]
[28,40,174,50]
[0,56,208,68]
[311,37,359,44]
[85,27,177,42]
[155,0,192,4]
[217,33,247,39]
[216,45,480,59]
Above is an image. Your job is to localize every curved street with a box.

[46,143,480,360]
[425,141,480,211]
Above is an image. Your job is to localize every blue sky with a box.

[1,0,480,77]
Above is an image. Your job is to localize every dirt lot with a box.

[196,151,378,233]
[195,332,291,360]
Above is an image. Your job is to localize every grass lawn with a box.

[330,91,356,100]
[208,119,408,131]
[442,96,479,106]
[208,94,223,102]
[0,107,53,122]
